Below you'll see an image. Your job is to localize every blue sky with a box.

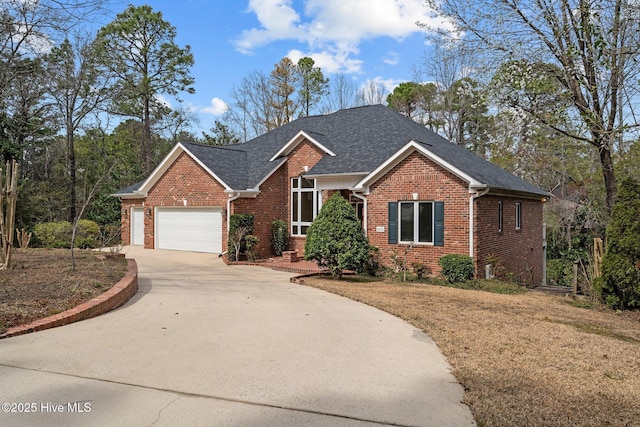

[106,1,451,133]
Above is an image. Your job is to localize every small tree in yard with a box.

[596,179,640,309]
[0,161,18,270]
[227,214,254,261]
[304,193,370,279]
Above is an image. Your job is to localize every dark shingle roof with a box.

[116,105,548,198]
[181,142,249,190]
[112,181,145,196]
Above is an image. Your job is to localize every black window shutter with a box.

[434,201,444,246]
[388,202,398,244]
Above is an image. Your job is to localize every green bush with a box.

[363,245,381,276]
[412,262,429,280]
[227,214,254,261]
[245,234,260,261]
[75,219,101,248]
[597,178,640,309]
[34,221,73,248]
[304,193,370,279]
[439,254,475,283]
[546,258,572,287]
[34,219,101,248]
[271,219,288,256]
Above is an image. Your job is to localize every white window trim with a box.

[399,201,434,245]
[498,201,503,232]
[291,177,320,236]
[515,202,522,230]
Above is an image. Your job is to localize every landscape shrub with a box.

[304,193,370,279]
[34,221,73,248]
[363,245,381,276]
[75,219,101,248]
[596,178,640,309]
[271,219,288,256]
[412,262,429,280]
[546,258,572,287]
[34,220,102,248]
[227,214,254,261]
[245,234,259,261]
[439,254,475,283]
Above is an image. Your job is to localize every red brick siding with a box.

[232,166,288,258]
[367,151,470,276]
[231,139,325,258]
[475,195,544,286]
[143,152,229,250]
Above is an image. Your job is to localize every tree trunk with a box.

[143,96,152,174]
[67,124,77,222]
[599,143,617,216]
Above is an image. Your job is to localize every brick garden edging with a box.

[0,259,138,339]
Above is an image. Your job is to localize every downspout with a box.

[469,187,490,258]
[351,191,367,235]
[227,192,240,232]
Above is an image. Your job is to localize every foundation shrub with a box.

[439,254,475,283]
[271,219,288,256]
[227,214,254,261]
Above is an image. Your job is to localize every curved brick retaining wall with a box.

[0,259,138,339]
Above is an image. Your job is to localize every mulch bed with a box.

[0,249,127,334]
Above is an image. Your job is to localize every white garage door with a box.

[131,207,144,245]
[155,207,222,253]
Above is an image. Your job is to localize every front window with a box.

[400,201,434,243]
[291,177,320,236]
[515,202,522,230]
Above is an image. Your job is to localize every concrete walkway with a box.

[0,246,474,426]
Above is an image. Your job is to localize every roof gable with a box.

[139,143,234,194]
[269,130,336,161]
[355,140,480,190]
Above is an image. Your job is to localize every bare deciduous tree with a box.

[422,0,640,214]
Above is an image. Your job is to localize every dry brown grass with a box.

[302,276,640,427]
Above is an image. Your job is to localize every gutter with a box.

[226,192,241,232]
[469,187,490,258]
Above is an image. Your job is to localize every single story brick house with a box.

[115,105,549,285]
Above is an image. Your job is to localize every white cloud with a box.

[155,94,172,109]
[235,0,305,54]
[202,97,229,116]
[235,0,454,73]
[383,51,399,65]
[361,76,403,94]
[287,45,363,74]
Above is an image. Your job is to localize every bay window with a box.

[291,177,320,236]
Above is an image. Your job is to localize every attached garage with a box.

[131,207,145,245]
[155,207,223,253]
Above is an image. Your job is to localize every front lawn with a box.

[302,275,640,427]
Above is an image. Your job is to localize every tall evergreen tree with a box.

[95,4,195,174]
[597,179,640,309]
[45,35,108,222]
[297,57,328,116]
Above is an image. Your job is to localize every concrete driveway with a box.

[0,247,474,426]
